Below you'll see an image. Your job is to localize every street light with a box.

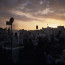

[9,17,14,25]
[6,17,14,46]
[6,17,14,63]
[9,17,14,47]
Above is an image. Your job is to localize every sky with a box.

[0,0,65,30]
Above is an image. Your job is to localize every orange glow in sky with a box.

[12,10,65,30]
[13,19,65,30]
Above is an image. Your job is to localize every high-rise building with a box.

[57,26,64,29]
[36,25,38,29]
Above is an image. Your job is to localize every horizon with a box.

[1,25,65,31]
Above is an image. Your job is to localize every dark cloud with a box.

[48,0,65,9]
[34,12,65,21]
[0,0,26,9]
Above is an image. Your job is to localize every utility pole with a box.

[6,17,14,63]
[9,17,14,49]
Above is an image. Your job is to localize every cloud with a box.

[0,0,65,29]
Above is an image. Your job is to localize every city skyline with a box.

[0,0,65,30]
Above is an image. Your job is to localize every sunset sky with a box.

[0,0,65,30]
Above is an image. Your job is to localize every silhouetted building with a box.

[57,26,64,30]
[15,32,18,38]
[8,28,10,33]
[36,25,38,29]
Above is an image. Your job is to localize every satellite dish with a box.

[9,17,14,24]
